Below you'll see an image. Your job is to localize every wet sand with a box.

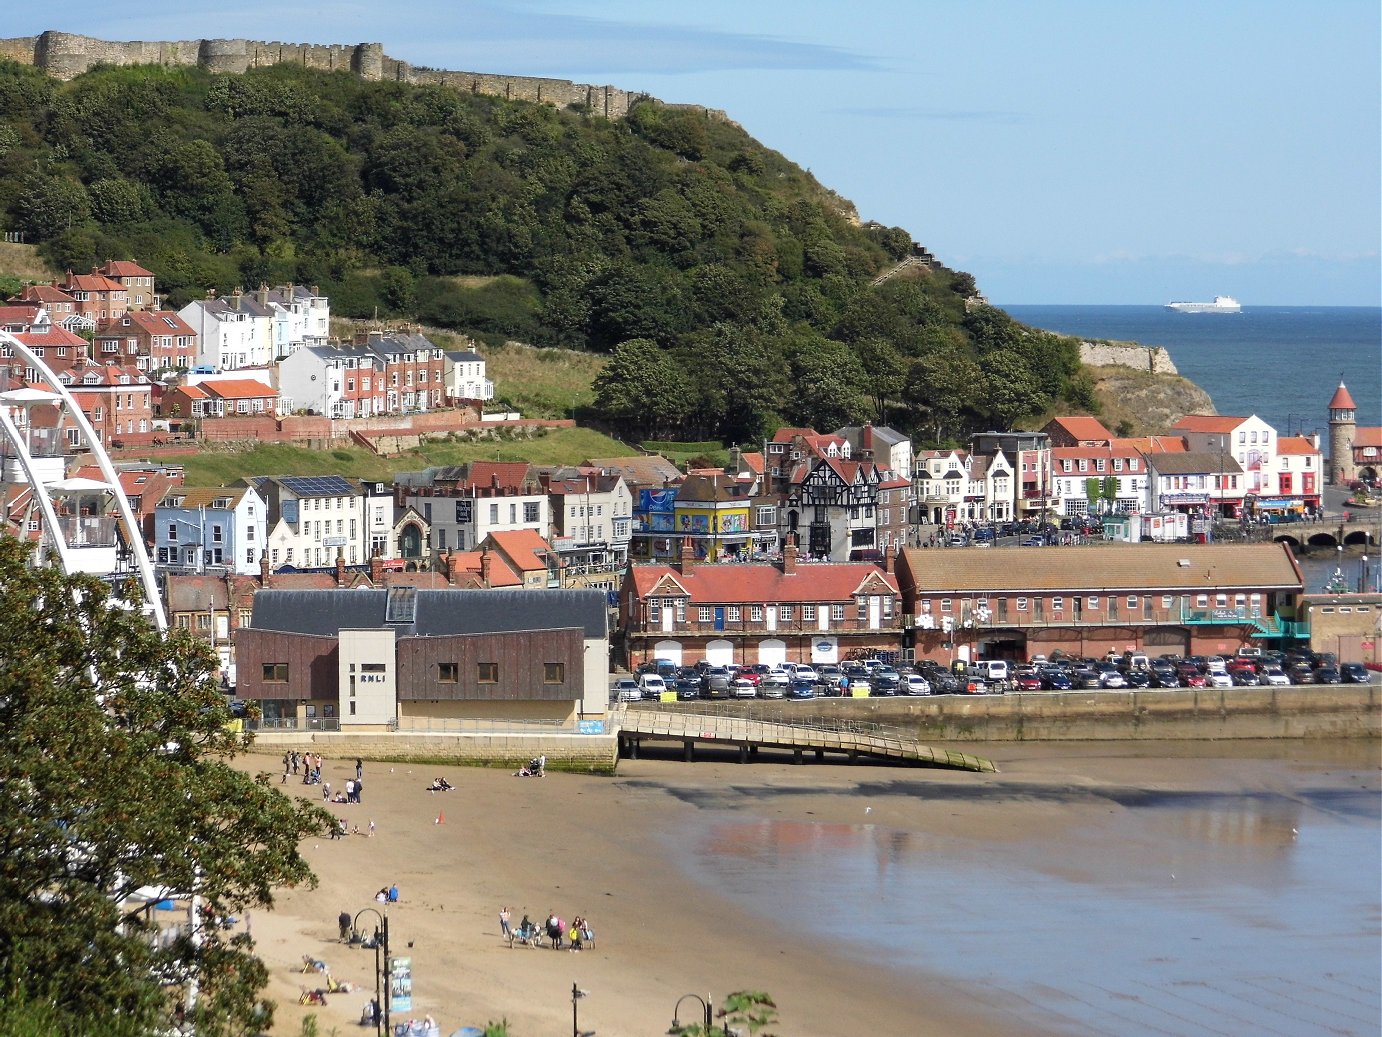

[240,740,1380,1037]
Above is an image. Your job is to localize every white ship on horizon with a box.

[1165,295,1242,313]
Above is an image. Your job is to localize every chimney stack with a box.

[480,547,494,587]
[370,550,385,586]
[335,550,346,586]
[259,551,271,588]
[676,535,696,576]
[883,542,896,574]
[445,551,459,586]
[782,534,798,575]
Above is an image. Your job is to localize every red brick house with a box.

[57,270,128,324]
[619,538,902,668]
[97,259,157,310]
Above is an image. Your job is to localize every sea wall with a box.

[0,31,728,122]
[1079,339,1178,375]
[250,730,620,772]
[659,686,1381,743]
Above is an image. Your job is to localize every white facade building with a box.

[178,293,274,371]
[155,485,268,575]
[244,475,370,569]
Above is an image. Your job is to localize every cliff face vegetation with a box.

[0,57,1101,444]
[1088,366,1216,436]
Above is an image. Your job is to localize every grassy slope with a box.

[177,426,631,487]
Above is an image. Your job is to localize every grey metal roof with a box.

[250,588,607,638]
[278,475,356,498]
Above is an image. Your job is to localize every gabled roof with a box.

[677,471,755,503]
[99,259,154,277]
[1114,435,1186,454]
[201,378,277,400]
[483,528,556,574]
[1170,415,1246,434]
[15,284,75,304]
[582,455,682,489]
[738,451,765,476]
[1354,427,1382,449]
[900,542,1302,595]
[1044,415,1115,444]
[465,460,533,492]
[1275,436,1321,457]
[770,427,817,445]
[1145,452,1242,475]
[170,383,211,400]
[61,272,125,293]
[158,487,252,509]
[1051,444,1144,461]
[627,561,898,605]
[14,326,87,348]
[446,550,519,588]
[118,310,196,336]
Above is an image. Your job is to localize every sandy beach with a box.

[239,740,1380,1037]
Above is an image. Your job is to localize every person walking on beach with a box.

[356,758,364,782]
[499,906,511,941]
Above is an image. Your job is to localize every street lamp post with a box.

[353,908,389,1036]
[571,982,591,1037]
[1363,554,1370,594]
[669,993,715,1035]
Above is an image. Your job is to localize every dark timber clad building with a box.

[235,587,609,728]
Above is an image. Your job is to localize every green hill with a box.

[0,58,1095,445]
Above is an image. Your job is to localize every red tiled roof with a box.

[1047,415,1114,442]
[119,310,195,335]
[770,427,817,444]
[99,260,154,277]
[1275,436,1321,456]
[484,528,555,573]
[447,549,520,587]
[1114,436,1187,453]
[1170,415,1243,433]
[62,272,126,293]
[465,460,533,491]
[739,451,765,475]
[1051,444,1143,461]
[15,285,75,303]
[1353,427,1382,449]
[202,378,277,399]
[1327,382,1357,410]
[14,326,87,348]
[629,561,897,605]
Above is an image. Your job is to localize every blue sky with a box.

[14,2,1381,304]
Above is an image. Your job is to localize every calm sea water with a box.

[1001,305,1382,436]
[671,745,1381,1037]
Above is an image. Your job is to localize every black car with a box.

[869,670,901,696]
[1123,669,1152,688]
[1340,662,1371,684]
[1287,662,1316,685]
[673,677,702,700]
[1313,666,1342,685]
[1040,668,1073,691]
[1230,668,1263,686]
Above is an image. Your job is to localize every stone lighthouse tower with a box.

[1327,381,1357,486]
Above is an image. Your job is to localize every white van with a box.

[637,674,667,698]
[968,659,1010,682]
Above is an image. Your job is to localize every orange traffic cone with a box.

[435,810,444,825]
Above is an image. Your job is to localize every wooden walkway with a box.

[618,706,996,772]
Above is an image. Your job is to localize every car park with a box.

[1288,663,1316,685]
[1123,668,1152,688]
[1096,663,1126,688]
[1260,666,1291,686]
[845,677,872,696]
[673,677,702,700]
[1230,668,1262,686]
[611,677,642,702]
[701,669,732,698]
[637,673,668,699]
[1206,669,1234,688]
[870,667,902,695]
[1013,668,1042,692]
[1340,662,1371,684]
[1039,668,1073,691]
[787,678,817,700]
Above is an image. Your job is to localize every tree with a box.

[591,338,694,441]
[982,350,1045,430]
[0,537,328,1036]
[902,349,984,446]
[787,339,870,430]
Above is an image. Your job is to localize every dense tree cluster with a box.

[0,59,1091,445]
[0,537,328,1035]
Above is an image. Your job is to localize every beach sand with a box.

[239,740,1378,1037]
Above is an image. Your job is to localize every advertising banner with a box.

[388,956,412,1014]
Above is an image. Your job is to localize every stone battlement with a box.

[0,30,725,122]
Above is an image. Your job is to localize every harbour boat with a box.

[1165,295,1241,313]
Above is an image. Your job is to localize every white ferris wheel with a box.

[0,329,166,631]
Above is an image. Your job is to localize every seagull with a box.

[864,807,872,814]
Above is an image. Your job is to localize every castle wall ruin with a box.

[0,30,716,122]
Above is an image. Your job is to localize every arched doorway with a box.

[654,640,683,666]
[399,523,423,559]
[704,639,734,666]
[757,638,786,666]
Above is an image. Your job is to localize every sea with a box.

[1000,305,1381,437]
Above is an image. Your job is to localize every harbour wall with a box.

[658,686,1380,743]
[0,31,728,121]
[250,730,620,772]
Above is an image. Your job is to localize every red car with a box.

[1013,669,1043,692]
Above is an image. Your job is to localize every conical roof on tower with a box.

[1328,382,1357,410]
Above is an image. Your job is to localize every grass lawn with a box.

[177,426,633,487]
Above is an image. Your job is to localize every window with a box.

[489,503,498,523]
[697,606,712,623]
[167,522,178,542]
[855,595,867,620]
[1016,597,1028,611]
[1087,596,1099,610]
[727,606,741,622]
[438,662,458,683]
[1051,596,1064,611]
[941,598,953,613]
[750,605,763,622]
[779,605,794,621]
[1127,596,1139,609]
[756,505,777,526]
[262,663,288,682]
[803,604,817,621]
[882,597,894,618]
[544,662,565,684]
[831,603,846,621]
[1162,595,1174,609]
[477,662,498,683]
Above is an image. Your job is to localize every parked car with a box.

[1340,662,1371,684]
[611,677,641,702]
[637,673,668,698]
[1206,670,1234,688]
[730,677,757,699]
[787,678,817,700]
[903,674,932,695]
[1313,666,1342,685]
[1288,662,1316,685]
[671,677,701,700]
[845,677,872,696]
[701,669,732,698]
[870,667,902,695]
[1097,663,1126,688]
[1230,668,1263,686]
[1123,668,1152,688]
[1013,668,1042,692]
[1040,668,1073,691]
[1260,666,1292,686]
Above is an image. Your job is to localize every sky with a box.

[13,2,1381,305]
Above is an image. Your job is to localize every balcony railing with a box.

[910,606,1299,634]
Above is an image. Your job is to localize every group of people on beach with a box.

[499,905,593,950]
[514,755,546,777]
[282,751,326,784]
